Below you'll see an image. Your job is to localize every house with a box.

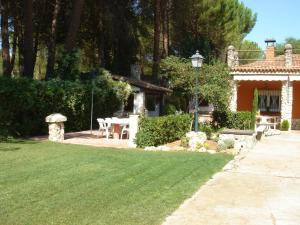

[112,64,172,116]
[228,39,300,130]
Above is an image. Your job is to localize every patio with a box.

[33,130,130,149]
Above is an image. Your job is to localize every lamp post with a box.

[191,50,204,132]
[90,70,97,134]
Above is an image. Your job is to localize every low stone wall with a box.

[219,129,256,150]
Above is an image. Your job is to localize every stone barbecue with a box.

[45,113,67,142]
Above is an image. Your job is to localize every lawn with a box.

[0,140,232,225]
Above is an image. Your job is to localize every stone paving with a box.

[162,131,300,225]
[32,130,130,149]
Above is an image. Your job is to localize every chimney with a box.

[284,44,293,67]
[265,39,276,60]
[227,45,239,68]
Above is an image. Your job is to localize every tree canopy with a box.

[160,56,232,111]
[0,0,256,80]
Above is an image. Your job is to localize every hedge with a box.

[0,76,121,137]
[212,110,252,130]
[135,114,192,147]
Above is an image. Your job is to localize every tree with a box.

[171,0,256,59]
[251,88,258,130]
[23,0,34,78]
[45,0,61,79]
[152,0,161,82]
[1,0,11,77]
[160,56,232,111]
[276,37,300,55]
[238,40,263,65]
[64,0,85,53]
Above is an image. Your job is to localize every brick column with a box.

[230,81,238,112]
[281,80,293,129]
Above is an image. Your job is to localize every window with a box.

[258,90,281,112]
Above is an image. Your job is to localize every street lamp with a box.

[191,50,204,132]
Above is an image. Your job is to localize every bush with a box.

[217,138,235,152]
[135,114,192,147]
[213,110,252,130]
[199,122,214,139]
[162,103,177,115]
[0,75,122,137]
[180,136,189,148]
[280,120,290,131]
[251,89,259,129]
[223,139,235,149]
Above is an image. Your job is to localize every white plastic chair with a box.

[104,118,112,129]
[120,125,130,139]
[97,118,110,139]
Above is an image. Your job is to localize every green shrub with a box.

[251,89,258,129]
[162,103,177,115]
[280,120,290,131]
[223,139,235,149]
[212,110,252,130]
[180,136,189,148]
[0,75,122,137]
[199,123,214,139]
[135,114,192,147]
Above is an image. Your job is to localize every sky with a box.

[241,0,300,48]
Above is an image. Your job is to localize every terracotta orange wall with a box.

[237,81,282,112]
[292,81,300,119]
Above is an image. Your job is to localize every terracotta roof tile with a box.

[231,54,300,73]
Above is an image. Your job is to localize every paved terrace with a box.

[32,130,130,149]
[163,131,300,225]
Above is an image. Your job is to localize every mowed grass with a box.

[0,140,232,225]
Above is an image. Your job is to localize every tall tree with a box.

[238,40,263,65]
[64,0,85,53]
[152,0,161,82]
[46,0,61,79]
[161,0,170,58]
[23,0,34,77]
[1,0,11,77]
[171,0,256,59]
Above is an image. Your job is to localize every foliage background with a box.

[160,56,233,112]
[0,70,127,137]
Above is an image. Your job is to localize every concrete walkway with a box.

[162,132,300,225]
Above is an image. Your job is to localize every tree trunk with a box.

[16,16,25,76]
[8,18,17,76]
[23,0,34,78]
[64,0,85,53]
[46,0,60,80]
[161,0,169,58]
[1,0,11,77]
[152,0,161,82]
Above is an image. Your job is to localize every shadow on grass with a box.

[0,146,21,152]
[0,138,38,145]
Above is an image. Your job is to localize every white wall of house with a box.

[281,80,293,129]
[133,91,145,114]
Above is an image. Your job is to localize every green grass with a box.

[0,140,232,225]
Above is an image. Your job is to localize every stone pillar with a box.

[45,113,67,142]
[281,80,293,129]
[128,115,139,148]
[227,45,239,68]
[285,44,293,67]
[230,81,238,112]
[133,92,145,114]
